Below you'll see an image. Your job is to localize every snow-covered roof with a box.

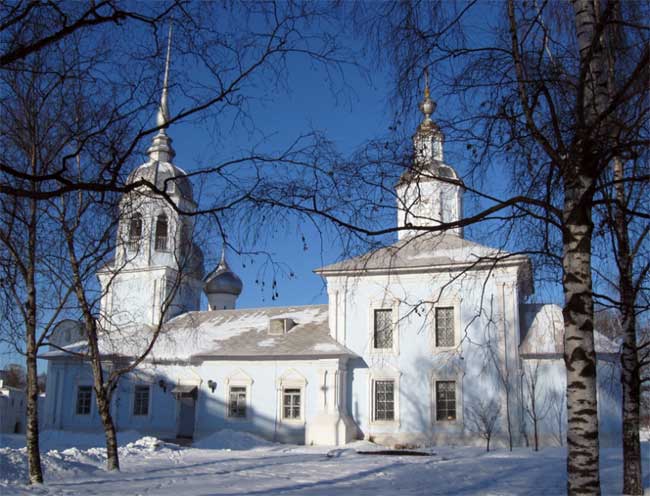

[519,303,619,357]
[315,232,529,275]
[43,304,354,363]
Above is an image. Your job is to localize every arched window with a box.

[155,214,168,251]
[127,213,142,251]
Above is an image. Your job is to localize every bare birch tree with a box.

[549,389,567,447]
[523,360,553,451]
[466,398,501,452]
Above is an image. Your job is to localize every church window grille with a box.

[373,380,395,421]
[128,213,143,251]
[155,214,168,251]
[373,309,393,349]
[435,307,454,347]
[282,388,301,420]
[436,381,456,421]
[228,386,247,418]
[76,386,92,415]
[133,385,150,416]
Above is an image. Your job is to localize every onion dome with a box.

[204,249,243,296]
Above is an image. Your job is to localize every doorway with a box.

[173,385,197,439]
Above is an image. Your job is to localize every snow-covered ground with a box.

[1,431,649,495]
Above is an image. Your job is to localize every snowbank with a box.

[193,429,275,450]
[0,446,104,484]
[41,430,145,450]
[0,432,177,484]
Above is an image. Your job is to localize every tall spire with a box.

[156,24,173,128]
[147,23,176,162]
[218,245,228,269]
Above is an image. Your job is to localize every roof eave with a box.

[190,352,355,363]
[314,255,530,277]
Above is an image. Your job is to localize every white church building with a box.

[42,48,622,448]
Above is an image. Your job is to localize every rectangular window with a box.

[373,380,395,421]
[373,309,393,349]
[155,214,168,251]
[133,385,150,416]
[435,307,454,347]
[76,386,92,415]
[282,388,301,420]
[436,381,456,421]
[127,214,142,252]
[228,386,247,418]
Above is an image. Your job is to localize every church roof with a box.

[315,232,529,275]
[396,160,464,188]
[42,304,354,363]
[127,160,194,203]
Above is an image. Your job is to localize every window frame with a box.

[434,306,455,347]
[373,308,394,350]
[276,368,307,424]
[431,374,463,425]
[372,379,395,422]
[154,213,169,252]
[75,385,92,416]
[132,385,150,417]
[432,301,461,351]
[368,369,401,427]
[368,299,399,355]
[127,213,143,252]
[281,387,302,421]
[224,369,253,421]
[228,385,248,419]
[434,380,456,421]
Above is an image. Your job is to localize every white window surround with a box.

[430,372,463,425]
[225,369,253,421]
[368,369,401,427]
[368,298,400,355]
[432,299,462,352]
[276,369,307,424]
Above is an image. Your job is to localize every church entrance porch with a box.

[173,385,197,439]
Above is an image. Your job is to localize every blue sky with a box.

[170,51,396,309]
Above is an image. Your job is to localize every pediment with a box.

[276,368,307,387]
[225,368,254,385]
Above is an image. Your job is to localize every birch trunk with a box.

[90,348,120,472]
[563,173,600,495]
[26,172,43,484]
[25,347,43,483]
[65,229,121,471]
[615,157,642,495]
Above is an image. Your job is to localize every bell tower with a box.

[98,26,204,329]
[396,69,464,239]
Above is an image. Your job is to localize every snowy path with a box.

[2,432,649,495]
